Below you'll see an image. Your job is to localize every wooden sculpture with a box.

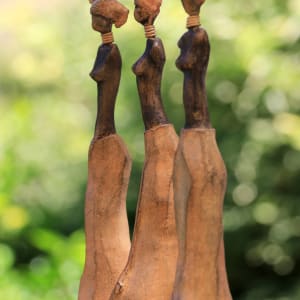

[78,1,131,300]
[109,1,178,299]
[171,0,233,299]
[79,0,232,299]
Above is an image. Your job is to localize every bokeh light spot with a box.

[273,256,295,276]
[233,183,257,206]
[1,205,29,231]
[253,202,279,225]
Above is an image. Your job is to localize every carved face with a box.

[176,27,210,71]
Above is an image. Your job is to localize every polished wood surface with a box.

[110,125,178,300]
[176,27,211,129]
[109,2,178,298]
[79,1,131,299]
[133,38,169,130]
[172,0,232,298]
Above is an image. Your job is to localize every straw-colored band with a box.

[187,15,200,28]
[101,32,114,44]
[144,24,156,39]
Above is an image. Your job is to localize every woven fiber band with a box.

[144,24,156,38]
[101,32,114,44]
[186,15,200,28]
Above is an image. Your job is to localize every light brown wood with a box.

[79,135,132,300]
[134,0,162,25]
[110,125,178,300]
[172,129,227,300]
[90,0,129,33]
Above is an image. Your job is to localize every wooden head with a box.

[181,0,206,16]
[89,0,129,34]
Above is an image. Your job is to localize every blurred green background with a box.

[1,0,300,299]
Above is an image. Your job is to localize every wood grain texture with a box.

[110,125,178,300]
[79,33,131,299]
[109,33,178,300]
[172,129,226,300]
[79,135,132,300]
[172,18,232,300]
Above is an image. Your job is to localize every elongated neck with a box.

[182,65,210,128]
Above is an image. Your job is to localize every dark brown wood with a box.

[181,0,205,16]
[133,38,169,130]
[90,44,121,139]
[176,27,211,129]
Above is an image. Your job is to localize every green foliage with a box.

[0,0,300,299]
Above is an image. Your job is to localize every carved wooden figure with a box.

[171,0,232,299]
[109,1,178,299]
[78,1,131,300]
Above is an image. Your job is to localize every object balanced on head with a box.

[78,0,233,299]
[78,1,132,300]
[109,0,179,299]
[171,0,233,299]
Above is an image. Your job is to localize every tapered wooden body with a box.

[172,129,227,300]
[79,135,132,300]
[109,30,178,299]
[172,13,232,298]
[110,124,178,300]
[79,41,131,300]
